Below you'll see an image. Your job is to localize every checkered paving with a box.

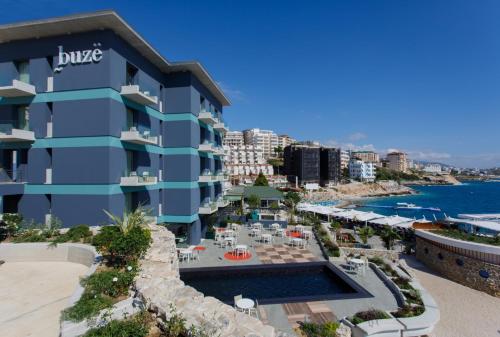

[282,302,337,328]
[254,244,319,264]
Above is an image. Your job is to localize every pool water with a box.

[180,262,369,305]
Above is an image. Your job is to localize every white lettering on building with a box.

[54,43,103,72]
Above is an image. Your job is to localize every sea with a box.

[354,181,500,221]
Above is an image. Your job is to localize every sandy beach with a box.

[404,256,500,337]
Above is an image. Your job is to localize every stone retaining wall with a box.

[135,224,276,337]
[340,246,399,261]
[416,236,500,297]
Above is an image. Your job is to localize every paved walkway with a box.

[0,261,88,337]
[403,256,500,337]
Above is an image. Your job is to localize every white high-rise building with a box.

[224,145,274,176]
[278,134,296,149]
[224,131,244,147]
[243,128,279,159]
[349,158,376,182]
[340,150,351,169]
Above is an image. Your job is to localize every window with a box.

[455,258,464,266]
[17,106,29,130]
[424,247,429,254]
[200,96,206,112]
[15,60,30,83]
[126,63,138,85]
[438,253,444,260]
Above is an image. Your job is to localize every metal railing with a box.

[0,168,26,183]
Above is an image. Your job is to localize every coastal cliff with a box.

[307,180,415,202]
[401,174,461,186]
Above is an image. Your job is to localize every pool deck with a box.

[178,225,400,336]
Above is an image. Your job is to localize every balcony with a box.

[0,168,26,184]
[213,122,228,133]
[216,197,230,208]
[198,111,217,125]
[199,201,218,215]
[120,171,157,186]
[213,146,225,156]
[198,141,215,153]
[120,85,158,106]
[0,123,35,142]
[199,169,216,183]
[120,127,158,145]
[215,171,229,182]
[0,80,36,97]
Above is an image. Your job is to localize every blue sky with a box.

[1,0,499,168]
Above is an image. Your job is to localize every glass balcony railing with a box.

[0,121,35,142]
[120,127,158,145]
[120,170,157,186]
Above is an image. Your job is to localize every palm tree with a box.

[380,225,401,250]
[358,226,374,244]
[104,205,150,234]
[284,192,301,225]
[330,220,342,242]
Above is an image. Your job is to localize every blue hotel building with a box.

[0,11,230,244]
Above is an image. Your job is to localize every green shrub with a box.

[83,312,149,337]
[0,213,23,240]
[351,309,390,325]
[93,226,151,267]
[392,305,425,318]
[54,225,92,243]
[83,267,137,298]
[300,321,339,337]
[62,292,113,322]
[392,276,413,290]
[368,256,384,266]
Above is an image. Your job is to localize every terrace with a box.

[175,222,401,336]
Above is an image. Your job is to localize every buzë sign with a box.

[54,43,103,72]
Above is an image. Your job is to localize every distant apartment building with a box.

[320,147,341,186]
[423,164,442,174]
[340,149,351,169]
[278,134,296,149]
[224,145,274,177]
[223,130,244,147]
[351,151,379,164]
[243,128,279,159]
[284,143,320,186]
[387,151,408,172]
[349,158,376,182]
[284,143,341,187]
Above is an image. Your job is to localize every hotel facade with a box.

[0,11,230,244]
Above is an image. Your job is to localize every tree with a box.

[247,194,261,209]
[380,225,401,250]
[254,172,269,186]
[270,201,280,214]
[284,192,301,224]
[330,220,342,241]
[0,213,23,240]
[358,226,374,244]
[103,205,150,235]
[274,146,284,157]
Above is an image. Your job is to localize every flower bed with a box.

[349,309,391,325]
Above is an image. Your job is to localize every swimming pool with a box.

[180,262,371,305]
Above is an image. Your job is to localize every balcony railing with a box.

[215,171,229,181]
[198,169,216,183]
[213,121,228,133]
[0,122,35,142]
[216,197,229,208]
[213,146,225,156]
[120,171,158,186]
[198,110,217,125]
[120,127,158,145]
[0,79,36,97]
[198,142,215,153]
[0,168,26,184]
[120,85,158,106]
[199,201,218,215]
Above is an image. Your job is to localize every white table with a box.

[349,258,365,274]
[224,237,236,248]
[234,244,249,257]
[302,230,313,240]
[275,228,286,237]
[261,233,273,243]
[291,238,306,248]
[223,229,235,237]
[236,298,255,311]
[251,228,261,236]
[178,249,193,262]
[252,223,263,230]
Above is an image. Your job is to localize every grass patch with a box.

[62,293,114,322]
[299,321,339,337]
[392,305,425,318]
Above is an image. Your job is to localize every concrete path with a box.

[403,256,500,337]
[0,261,88,337]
